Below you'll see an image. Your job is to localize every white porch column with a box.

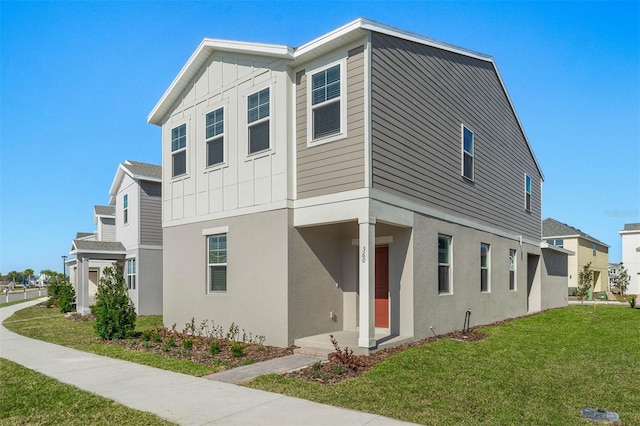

[358,217,376,348]
[77,256,91,315]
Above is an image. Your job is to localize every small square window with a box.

[462,126,474,181]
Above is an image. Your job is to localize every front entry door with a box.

[375,246,389,328]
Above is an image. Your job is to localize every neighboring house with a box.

[608,263,621,290]
[67,160,163,315]
[543,218,610,294]
[148,18,566,351]
[619,223,640,295]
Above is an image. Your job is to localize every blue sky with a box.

[1,0,638,274]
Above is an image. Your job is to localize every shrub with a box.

[57,280,76,313]
[182,338,193,350]
[141,330,152,342]
[231,342,245,358]
[210,340,221,355]
[93,264,136,340]
[628,295,637,308]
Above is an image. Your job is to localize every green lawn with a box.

[247,305,640,425]
[0,358,175,425]
[2,305,214,376]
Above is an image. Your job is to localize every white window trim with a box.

[207,233,228,294]
[461,124,474,181]
[246,86,273,158]
[509,249,517,291]
[123,194,129,226]
[126,258,136,291]
[306,57,348,147]
[524,174,532,211]
[438,234,453,295]
[170,120,189,179]
[480,243,490,293]
[204,105,226,170]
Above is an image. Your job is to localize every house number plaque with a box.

[361,246,366,263]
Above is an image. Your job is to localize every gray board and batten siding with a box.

[296,45,366,199]
[370,32,542,241]
[140,181,163,246]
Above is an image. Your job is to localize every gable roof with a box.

[70,240,126,255]
[109,160,162,204]
[94,205,115,217]
[542,218,610,248]
[75,232,96,240]
[147,17,543,179]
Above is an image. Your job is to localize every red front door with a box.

[375,246,389,328]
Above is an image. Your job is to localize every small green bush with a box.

[210,340,221,355]
[152,331,162,343]
[628,295,637,308]
[141,330,152,342]
[57,281,76,313]
[93,264,136,340]
[231,342,245,358]
[182,338,193,350]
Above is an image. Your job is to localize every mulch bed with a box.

[65,313,294,369]
[285,329,487,385]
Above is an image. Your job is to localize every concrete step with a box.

[293,346,332,359]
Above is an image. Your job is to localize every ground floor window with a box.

[126,259,136,290]
[481,243,490,292]
[208,234,227,292]
[509,249,517,291]
[438,235,451,294]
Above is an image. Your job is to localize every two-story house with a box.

[620,223,640,295]
[148,18,565,351]
[543,218,610,295]
[68,160,163,315]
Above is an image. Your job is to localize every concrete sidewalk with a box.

[1,299,414,425]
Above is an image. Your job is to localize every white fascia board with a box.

[108,163,127,203]
[620,229,640,235]
[543,234,581,240]
[148,38,293,125]
[541,242,575,256]
[294,18,365,58]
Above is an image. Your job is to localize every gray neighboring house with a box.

[68,160,163,315]
[148,18,567,351]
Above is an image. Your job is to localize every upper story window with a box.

[438,235,452,294]
[123,194,129,225]
[462,126,474,181]
[311,64,341,140]
[480,243,490,292]
[247,88,270,155]
[171,124,187,177]
[524,174,532,211]
[546,239,564,248]
[206,107,224,167]
[592,243,597,256]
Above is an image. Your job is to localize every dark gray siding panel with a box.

[370,33,542,241]
[296,45,366,199]
[140,181,162,246]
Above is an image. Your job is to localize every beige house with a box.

[148,18,567,352]
[543,218,609,294]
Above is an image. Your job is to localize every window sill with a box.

[307,131,346,148]
[204,163,227,173]
[245,149,273,162]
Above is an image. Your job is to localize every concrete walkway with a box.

[1,299,414,425]
[204,354,324,384]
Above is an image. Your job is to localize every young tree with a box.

[94,263,136,340]
[614,263,630,296]
[23,269,34,286]
[577,262,594,304]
